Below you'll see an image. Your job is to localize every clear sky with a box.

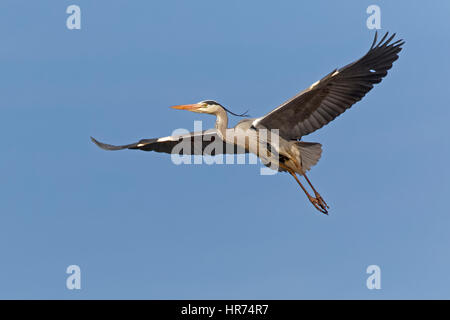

[1,1,449,299]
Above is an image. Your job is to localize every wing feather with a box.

[255,32,404,140]
[91,130,246,156]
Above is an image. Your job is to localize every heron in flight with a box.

[92,32,404,214]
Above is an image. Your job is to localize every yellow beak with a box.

[170,103,202,112]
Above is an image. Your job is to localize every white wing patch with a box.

[309,80,320,89]
[309,70,338,89]
[156,136,175,142]
[252,118,263,127]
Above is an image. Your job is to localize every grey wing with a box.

[254,32,405,140]
[91,129,246,155]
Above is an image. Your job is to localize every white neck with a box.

[214,107,228,140]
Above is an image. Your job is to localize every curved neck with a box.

[214,107,228,139]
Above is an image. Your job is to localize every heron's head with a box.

[170,100,223,114]
[170,100,248,117]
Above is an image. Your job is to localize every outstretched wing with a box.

[91,129,246,155]
[253,32,405,140]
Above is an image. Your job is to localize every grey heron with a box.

[91,32,404,214]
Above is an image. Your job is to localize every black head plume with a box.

[222,106,249,117]
[201,100,249,117]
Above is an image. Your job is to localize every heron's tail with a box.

[296,142,322,172]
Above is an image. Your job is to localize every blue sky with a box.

[0,1,449,299]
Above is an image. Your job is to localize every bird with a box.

[91,32,404,214]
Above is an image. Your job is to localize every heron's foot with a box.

[308,195,329,215]
[314,192,329,210]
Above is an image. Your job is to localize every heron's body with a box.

[91,32,404,214]
[219,118,320,176]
